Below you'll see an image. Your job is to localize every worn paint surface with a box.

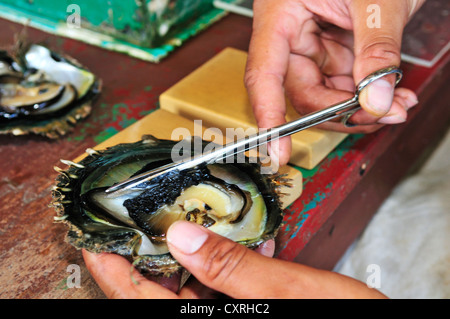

[0,11,448,298]
[0,14,254,298]
[0,0,233,62]
[66,86,158,144]
[276,134,364,257]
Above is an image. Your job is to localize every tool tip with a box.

[104,185,117,193]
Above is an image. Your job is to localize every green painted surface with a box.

[0,0,224,48]
[0,0,235,61]
[0,0,143,30]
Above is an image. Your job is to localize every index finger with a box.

[245,2,314,166]
[245,1,315,122]
[244,4,290,127]
[245,2,291,165]
[245,22,292,166]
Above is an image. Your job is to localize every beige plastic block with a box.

[74,109,302,208]
[73,109,207,162]
[160,47,348,169]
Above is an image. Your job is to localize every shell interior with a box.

[52,136,284,275]
[0,44,101,138]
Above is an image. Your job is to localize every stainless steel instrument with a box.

[105,66,402,194]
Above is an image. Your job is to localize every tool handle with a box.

[210,66,403,162]
[210,96,360,163]
[106,66,402,193]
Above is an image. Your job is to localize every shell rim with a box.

[51,135,284,276]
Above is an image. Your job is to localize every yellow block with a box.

[159,47,348,169]
[73,109,206,162]
[74,109,302,209]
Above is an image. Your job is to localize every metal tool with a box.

[105,66,402,194]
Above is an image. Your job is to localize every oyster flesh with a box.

[0,44,101,138]
[52,136,284,276]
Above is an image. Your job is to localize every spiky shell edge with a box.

[51,135,284,276]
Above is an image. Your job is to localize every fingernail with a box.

[268,141,280,165]
[405,95,419,109]
[364,79,394,115]
[167,221,208,254]
[377,113,406,124]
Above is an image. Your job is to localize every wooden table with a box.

[0,13,448,299]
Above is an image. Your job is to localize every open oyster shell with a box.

[52,136,285,276]
[0,43,101,138]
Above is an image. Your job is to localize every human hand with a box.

[245,0,425,166]
[82,221,275,299]
[83,220,387,298]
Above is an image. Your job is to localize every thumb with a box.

[166,221,280,298]
[351,0,409,117]
[167,221,389,299]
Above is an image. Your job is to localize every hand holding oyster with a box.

[52,136,287,276]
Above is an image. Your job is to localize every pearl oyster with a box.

[52,136,285,276]
[0,43,101,138]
